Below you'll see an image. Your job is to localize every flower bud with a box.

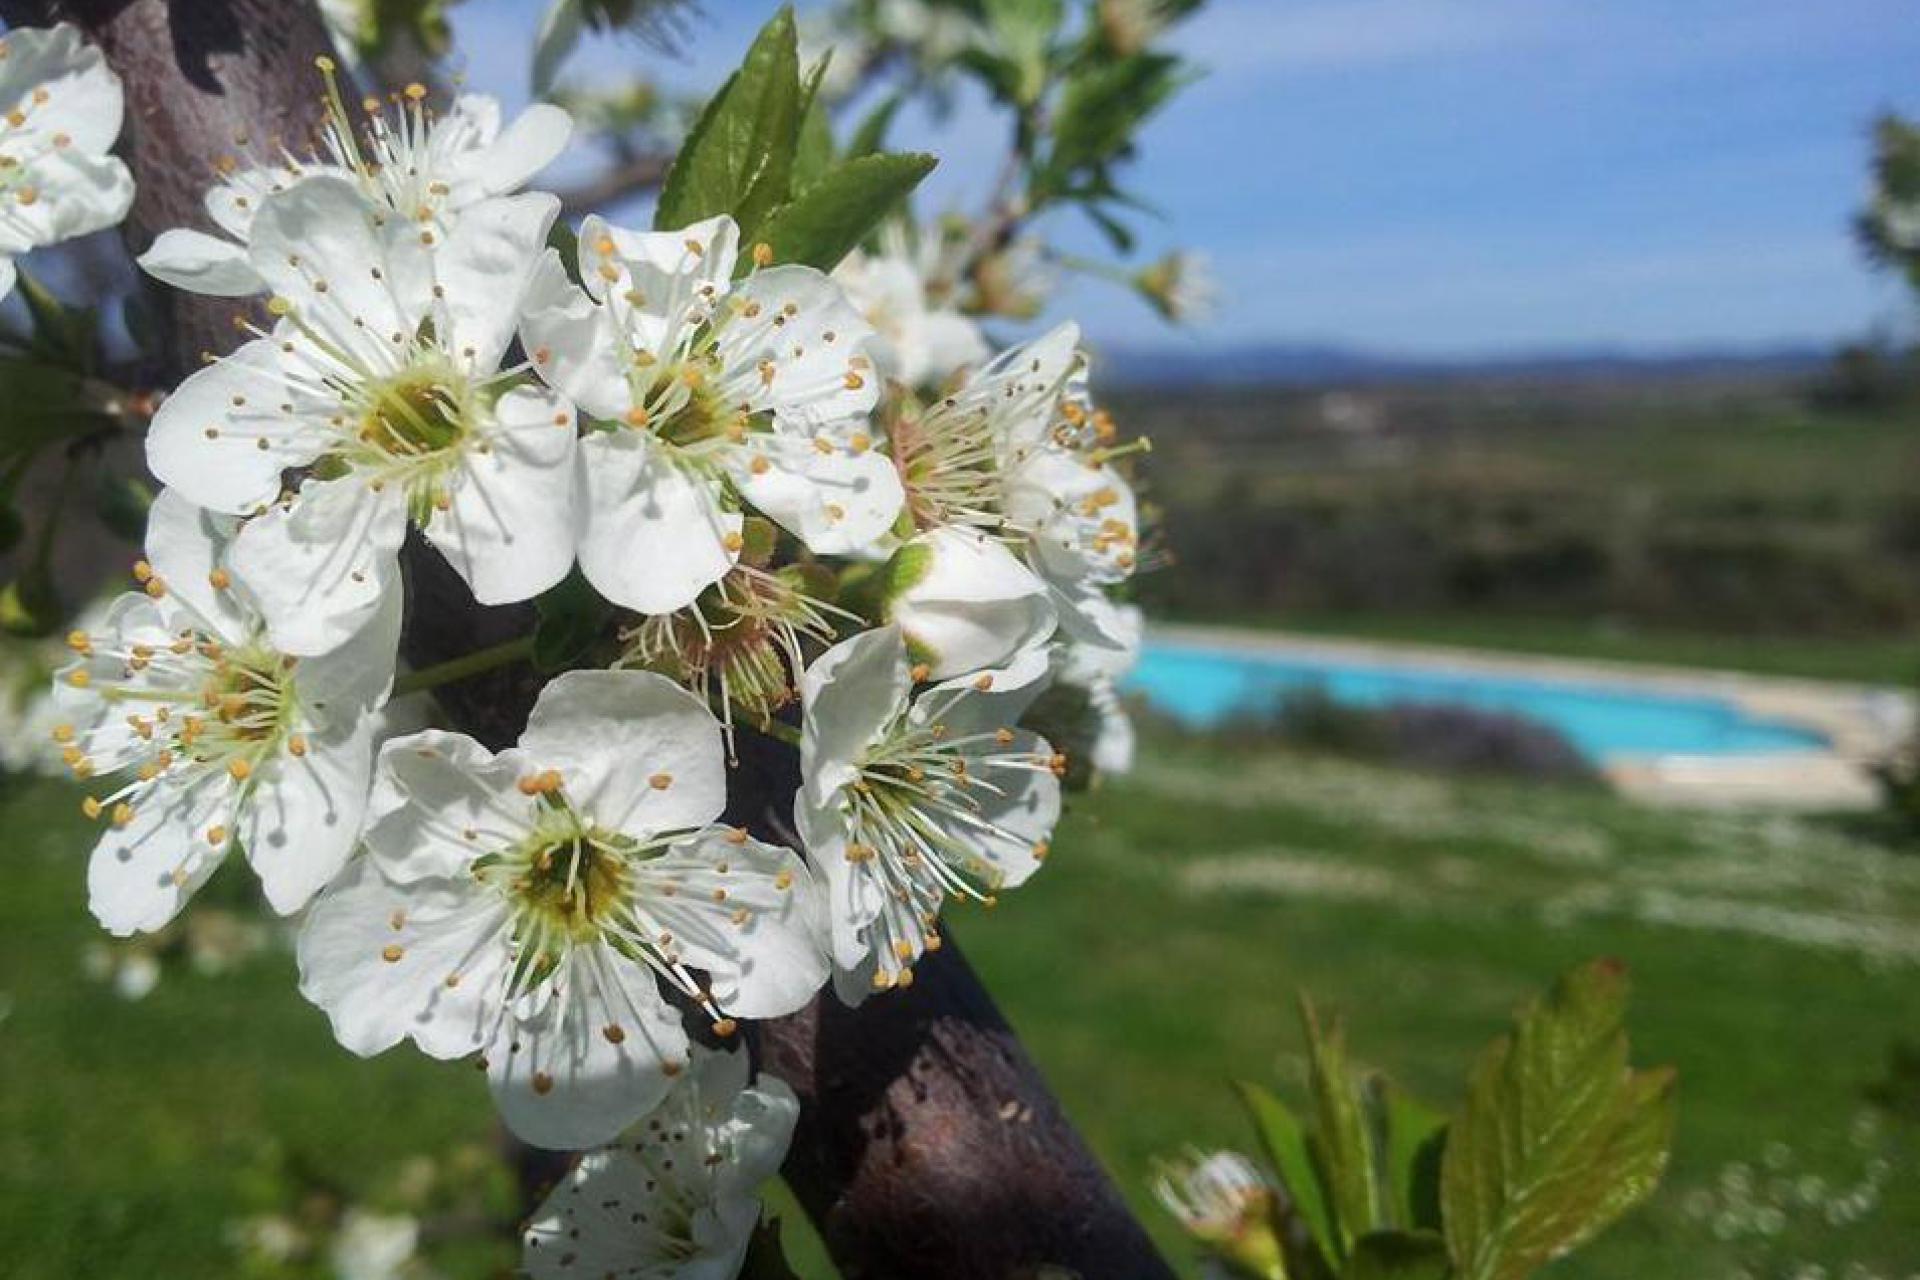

[883,527,1056,681]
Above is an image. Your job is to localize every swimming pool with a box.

[1124,641,1830,762]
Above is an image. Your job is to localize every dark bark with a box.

[19,3,1177,1275]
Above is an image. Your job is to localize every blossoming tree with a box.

[0,3,1674,1278]
[0,1,1199,1275]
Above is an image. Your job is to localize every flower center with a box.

[889,398,1010,534]
[482,799,638,948]
[356,368,470,460]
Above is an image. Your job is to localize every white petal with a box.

[520,670,727,837]
[146,338,327,514]
[948,728,1059,890]
[519,252,632,420]
[363,730,532,883]
[575,428,740,614]
[1005,450,1139,586]
[918,309,990,383]
[434,192,560,371]
[798,627,910,806]
[885,527,1056,680]
[296,857,511,1059]
[636,829,828,1019]
[729,431,903,555]
[87,771,233,937]
[239,712,376,915]
[488,952,689,1150]
[0,149,132,249]
[297,572,404,716]
[0,256,15,301]
[423,385,577,604]
[720,266,878,427]
[463,103,573,197]
[137,227,263,296]
[794,796,877,974]
[248,175,419,348]
[141,487,251,640]
[578,212,738,304]
[0,25,124,151]
[227,474,409,656]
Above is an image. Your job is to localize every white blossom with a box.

[297,669,829,1150]
[140,81,571,299]
[890,322,1142,652]
[833,246,988,390]
[146,177,577,655]
[523,1046,796,1280]
[54,489,399,936]
[1054,600,1143,777]
[883,525,1056,681]
[797,627,1062,1000]
[521,213,903,615]
[0,24,135,299]
[330,1209,419,1280]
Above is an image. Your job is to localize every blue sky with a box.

[455,0,1920,356]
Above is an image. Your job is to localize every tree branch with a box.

[30,3,1177,1275]
[556,149,674,220]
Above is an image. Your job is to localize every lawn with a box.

[4,728,1920,1278]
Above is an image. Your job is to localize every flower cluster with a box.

[0,24,134,299]
[50,41,1149,1278]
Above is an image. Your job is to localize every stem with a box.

[393,635,535,698]
[745,715,803,748]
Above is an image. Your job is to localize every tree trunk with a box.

[9,3,1177,1275]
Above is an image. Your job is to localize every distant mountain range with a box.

[1093,340,1835,388]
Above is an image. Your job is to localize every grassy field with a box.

[5,727,1920,1278]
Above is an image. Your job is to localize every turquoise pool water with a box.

[1124,642,1829,762]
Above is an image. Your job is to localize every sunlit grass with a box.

[3,727,1918,1277]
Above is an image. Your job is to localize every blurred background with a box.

[5,1,1920,1277]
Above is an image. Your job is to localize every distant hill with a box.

[1093,340,1833,388]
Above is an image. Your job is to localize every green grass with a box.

[1179,609,1920,686]
[5,731,1920,1278]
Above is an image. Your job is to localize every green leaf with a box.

[654,6,802,236]
[981,0,1064,106]
[847,92,903,160]
[751,152,936,273]
[1374,1078,1447,1233]
[17,272,97,374]
[545,218,583,287]
[1236,1080,1337,1273]
[532,569,613,673]
[94,472,153,542]
[1041,51,1188,195]
[1303,998,1384,1258]
[0,565,60,638]
[1342,1232,1450,1280]
[1440,959,1677,1280]
[792,62,836,191]
[0,357,118,463]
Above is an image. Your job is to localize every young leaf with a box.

[1342,1232,1449,1280]
[1303,998,1383,1258]
[750,153,937,273]
[1373,1078,1447,1233]
[654,6,802,235]
[1235,1080,1337,1272]
[1441,959,1676,1280]
[792,62,836,191]
[738,1217,805,1280]
[981,0,1065,106]
[1040,51,1188,195]
[847,92,904,160]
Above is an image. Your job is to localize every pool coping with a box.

[1146,623,1915,811]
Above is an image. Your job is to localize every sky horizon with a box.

[453,0,1920,358]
